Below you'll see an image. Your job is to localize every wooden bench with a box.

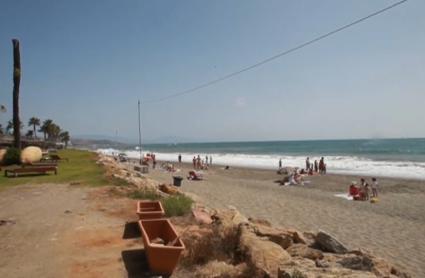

[5,166,58,177]
[25,162,58,167]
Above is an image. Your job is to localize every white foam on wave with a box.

[97,148,425,180]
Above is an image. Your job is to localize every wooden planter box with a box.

[136,200,165,220]
[138,219,185,275]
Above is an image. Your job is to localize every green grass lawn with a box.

[0,149,115,188]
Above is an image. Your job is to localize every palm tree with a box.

[6,119,23,135]
[12,39,22,149]
[28,117,40,138]
[60,131,70,148]
[47,123,61,141]
[39,119,53,140]
[25,130,33,138]
[0,124,4,135]
[6,120,13,135]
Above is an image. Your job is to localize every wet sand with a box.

[148,162,425,277]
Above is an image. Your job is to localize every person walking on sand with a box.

[192,156,196,169]
[178,154,182,163]
[279,158,282,169]
[371,177,379,198]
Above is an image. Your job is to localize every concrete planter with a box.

[136,200,165,220]
[138,219,185,275]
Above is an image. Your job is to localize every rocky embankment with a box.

[96,154,410,278]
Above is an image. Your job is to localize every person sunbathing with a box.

[349,182,360,200]
[188,170,203,180]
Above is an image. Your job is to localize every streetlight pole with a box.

[138,100,142,165]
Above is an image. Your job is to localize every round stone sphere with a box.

[20,146,43,164]
[0,149,7,163]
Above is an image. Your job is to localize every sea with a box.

[98,138,425,180]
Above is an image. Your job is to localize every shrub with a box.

[163,195,194,217]
[128,189,160,200]
[3,147,21,165]
[292,269,307,278]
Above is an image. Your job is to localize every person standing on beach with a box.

[192,156,196,169]
[319,157,325,174]
[178,154,182,163]
[314,160,318,172]
[371,177,379,198]
[210,156,212,166]
[197,155,201,169]
[306,157,310,170]
[205,155,209,166]
[360,178,370,200]
[279,158,282,169]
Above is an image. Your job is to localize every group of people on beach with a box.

[192,154,212,170]
[305,157,327,175]
[144,153,157,168]
[278,156,327,176]
[349,177,379,201]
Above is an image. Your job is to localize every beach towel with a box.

[334,193,353,200]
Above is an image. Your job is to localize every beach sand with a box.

[148,162,425,277]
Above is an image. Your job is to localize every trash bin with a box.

[173,176,183,187]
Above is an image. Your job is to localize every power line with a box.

[145,0,408,103]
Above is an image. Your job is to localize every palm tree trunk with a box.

[12,39,21,149]
[33,124,36,138]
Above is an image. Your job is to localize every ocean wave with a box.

[97,148,425,180]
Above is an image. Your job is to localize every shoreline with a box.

[124,156,425,183]
[97,148,425,181]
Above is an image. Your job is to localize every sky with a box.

[0,0,424,143]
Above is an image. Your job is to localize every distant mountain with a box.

[145,136,205,144]
[71,138,133,150]
[73,134,208,146]
[73,134,136,144]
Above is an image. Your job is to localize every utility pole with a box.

[138,100,142,165]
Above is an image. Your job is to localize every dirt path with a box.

[0,184,91,277]
[0,184,177,278]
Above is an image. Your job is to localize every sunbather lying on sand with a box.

[188,170,203,180]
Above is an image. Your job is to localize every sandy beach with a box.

[148,161,425,277]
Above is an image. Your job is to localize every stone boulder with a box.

[239,225,292,277]
[314,230,348,254]
[339,251,411,278]
[192,207,213,225]
[212,208,249,230]
[180,225,217,265]
[286,244,324,261]
[159,183,180,195]
[194,260,248,278]
[253,223,293,249]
